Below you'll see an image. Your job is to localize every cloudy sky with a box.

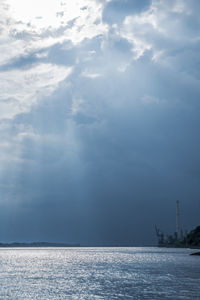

[0,0,200,245]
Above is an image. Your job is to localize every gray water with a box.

[0,247,199,299]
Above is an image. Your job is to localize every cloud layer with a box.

[0,0,200,244]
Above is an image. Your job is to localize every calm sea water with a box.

[0,247,199,299]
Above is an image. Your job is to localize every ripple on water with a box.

[0,247,199,299]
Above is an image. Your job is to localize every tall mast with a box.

[176,200,181,239]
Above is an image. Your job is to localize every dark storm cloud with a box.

[2,43,200,245]
[70,53,200,243]
[0,42,76,72]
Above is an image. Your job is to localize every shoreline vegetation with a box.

[157,225,200,249]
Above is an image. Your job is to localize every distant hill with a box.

[0,242,80,248]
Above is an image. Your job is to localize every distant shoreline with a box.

[0,243,157,248]
[0,242,200,249]
[0,242,80,248]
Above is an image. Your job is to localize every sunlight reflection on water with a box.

[0,247,199,299]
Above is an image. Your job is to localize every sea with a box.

[0,247,199,299]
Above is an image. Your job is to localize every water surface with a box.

[0,247,199,299]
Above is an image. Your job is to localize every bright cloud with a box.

[119,0,200,64]
[81,70,102,79]
[0,64,73,119]
[0,0,107,66]
[0,0,107,120]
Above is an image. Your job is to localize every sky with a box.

[0,0,200,245]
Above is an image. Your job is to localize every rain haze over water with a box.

[0,247,200,299]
